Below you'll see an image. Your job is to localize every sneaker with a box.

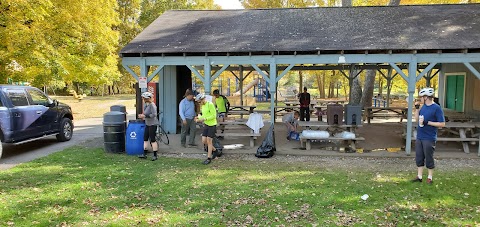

[286,136,290,141]
[187,144,197,148]
[181,144,187,148]
[411,177,422,183]
[203,159,212,165]
[427,178,433,184]
[217,136,224,140]
[138,154,147,159]
[151,156,158,161]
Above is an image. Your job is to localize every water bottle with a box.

[419,115,424,127]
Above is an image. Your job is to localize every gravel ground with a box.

[81,137,480,172]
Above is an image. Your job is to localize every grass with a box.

[1,148,479,226]
[51,94,136,120]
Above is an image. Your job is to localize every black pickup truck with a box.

[0,85,74,158]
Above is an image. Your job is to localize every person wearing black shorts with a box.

[138,92,160,161]
[194,93,218,165]
[412,88,445,184]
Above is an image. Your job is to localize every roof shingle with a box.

[120,4,480,56]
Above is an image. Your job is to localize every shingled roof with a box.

[120,4,480,57]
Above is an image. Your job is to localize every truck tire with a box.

[56,118,73,142]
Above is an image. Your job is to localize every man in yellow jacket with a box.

[194,93,218,165]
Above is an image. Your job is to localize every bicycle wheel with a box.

[156,126,169,145]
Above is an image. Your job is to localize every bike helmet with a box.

[418,88,434,97]
[141,92,153,99]
[195,93,206,101]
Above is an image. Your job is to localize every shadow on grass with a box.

[1,147,479,226]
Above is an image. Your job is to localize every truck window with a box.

[6,90,29,106]
[27,88,50,106]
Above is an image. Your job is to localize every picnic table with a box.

[443,110,476,122]
[228,105,256,118]
[217,118,262,147]
[284,100,317,108]
[316,99,346,106]
[407,122,480,155]
[297,121,364,151]
[364,107,407,123]
[313,105,328,121]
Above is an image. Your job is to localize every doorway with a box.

[445,73,465,112]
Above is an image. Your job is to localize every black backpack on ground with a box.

[204,136,223,158]
[255,124,276,158]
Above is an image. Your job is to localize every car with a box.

[0,85,74,158]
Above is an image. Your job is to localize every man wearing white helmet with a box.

[194,93,218,165]
[412,87,445,184]
[138,91,160,161]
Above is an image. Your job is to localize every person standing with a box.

[194,93,218,165]
[213,89,230,139]
[412,88,445,184]
[179,89,197,148]
[138,92,160,161]
[298,87,311,121]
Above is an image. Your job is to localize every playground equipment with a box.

[233,78,259,96]
[254,76,270,101]
[69,90,87,101]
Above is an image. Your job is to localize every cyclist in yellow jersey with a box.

[194,93,218,165]
[213,89,230,139]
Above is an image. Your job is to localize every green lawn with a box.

[1,148,479,226]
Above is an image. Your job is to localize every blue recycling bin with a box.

[126,120,146,155]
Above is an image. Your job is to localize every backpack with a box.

[219,95,230,113]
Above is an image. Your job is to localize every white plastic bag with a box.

[334,131,356,139]
[301,130,330,139]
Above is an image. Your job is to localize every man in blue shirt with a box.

[179,89,197,148]
[412,88,445,184]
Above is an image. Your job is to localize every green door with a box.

[445,75,465,112]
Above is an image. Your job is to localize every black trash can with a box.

[103,111,126,153]
[327,104,344,125]
[110,105,127,129]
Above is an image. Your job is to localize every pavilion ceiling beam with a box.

[416,62,438,81]
[251,64,270,81]
[389,63,408,81]
[128,53,480,66]
[122,63,139,80]
[211,64,229,81]
[463,62,480,80]
[186,65,205,83]
[276,64,295,83]
[147,65,164,83]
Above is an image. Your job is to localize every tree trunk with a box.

[320,71,326,98]
[361,69,376,108]
[350,66,362,104]
[315,72,323,98]
[389,0,400,5]
[299,71,303,93]
[342,0,352,6]
[378,76,383,95]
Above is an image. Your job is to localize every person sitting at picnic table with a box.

[282,111,300,140]
[213,89,230,139]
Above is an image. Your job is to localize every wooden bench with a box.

[227,110,251,117]
[216,132,261,147]
[299,136,365,151]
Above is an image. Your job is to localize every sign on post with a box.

[139,77,147,89]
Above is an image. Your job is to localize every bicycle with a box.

[156,111,169,145]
